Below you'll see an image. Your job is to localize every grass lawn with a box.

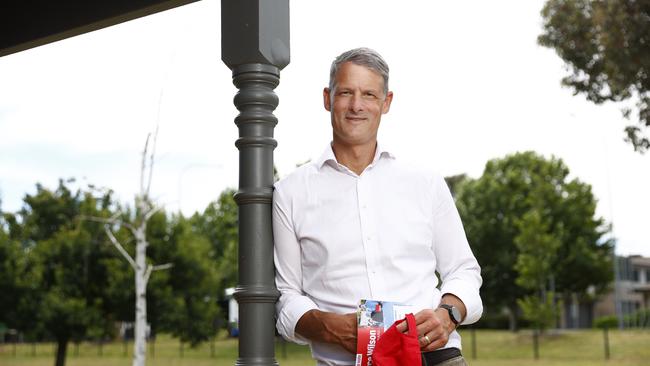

[0,329,648,365]
[458,329,649,366]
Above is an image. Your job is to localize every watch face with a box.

[450,307,461,324]
[441,304,461,324]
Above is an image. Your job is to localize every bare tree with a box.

[102,129,172,366]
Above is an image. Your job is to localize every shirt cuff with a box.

[276,294,319,345]
[440,279,483,325]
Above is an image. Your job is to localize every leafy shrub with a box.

[593,315,618,329]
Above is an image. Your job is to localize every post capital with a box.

[221,0,290,70]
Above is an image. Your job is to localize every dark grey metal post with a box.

[221,1,289,365]
[603,326,610,360]
[470,328,477,360]
[532,328,539,360]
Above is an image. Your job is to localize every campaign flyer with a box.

[355,299,415,366]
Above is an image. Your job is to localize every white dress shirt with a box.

[273,143,482,366]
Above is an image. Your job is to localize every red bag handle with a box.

[405,313,417,338]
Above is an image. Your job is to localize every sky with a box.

[0,0,648,256]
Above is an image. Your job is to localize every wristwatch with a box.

[438,304,462,325]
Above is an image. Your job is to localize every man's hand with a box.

[395,308,454,352]
[295,310,357,354]
[395,294,466,352]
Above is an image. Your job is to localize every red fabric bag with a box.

[372,313,422,366]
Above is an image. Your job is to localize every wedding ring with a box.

[423,335,431,344]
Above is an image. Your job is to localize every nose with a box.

[349,94,364,112]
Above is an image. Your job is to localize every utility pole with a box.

[221,1,290,365]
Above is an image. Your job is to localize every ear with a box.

[382,91,394,114]
[323,87,332,112]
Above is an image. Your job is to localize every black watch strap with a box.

[439,304,461,325]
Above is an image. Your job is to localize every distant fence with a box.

[1,329,649,363]
[0,336,229,359]
[462,327,649,362]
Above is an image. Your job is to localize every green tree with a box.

[0,212,24,329]
[539,0,650,152]
[31,229,105,365]
[455,152,613,330]
[11,180,118,366]
[514,210,562,331]
[189,189,238,299]
[1,206,47,345]
[158,216,221,346]
[105,203,224,348]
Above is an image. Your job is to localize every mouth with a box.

[345,115,367,123]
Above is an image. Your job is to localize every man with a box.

[273,47,482,366]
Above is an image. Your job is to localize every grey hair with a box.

[328,47,390,95]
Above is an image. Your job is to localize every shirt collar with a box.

[316,142,395,170]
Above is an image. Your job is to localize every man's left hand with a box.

[395,308,454,352]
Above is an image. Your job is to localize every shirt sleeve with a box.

[273,184,319,344]
[431,174,483,325]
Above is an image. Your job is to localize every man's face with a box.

[323,62,393,148]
